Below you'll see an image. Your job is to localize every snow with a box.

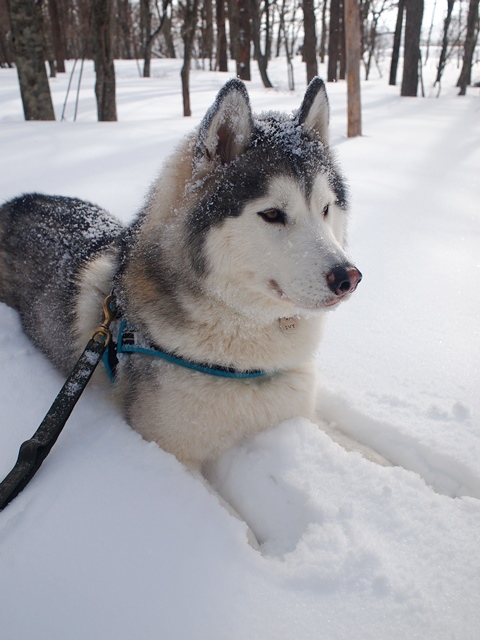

[1,56,479,639]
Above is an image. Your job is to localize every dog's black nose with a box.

[327,266,362,296]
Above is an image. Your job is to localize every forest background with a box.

[1,0,479,126]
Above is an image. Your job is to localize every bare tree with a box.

[180,0,200,116]
[141,0,172,78]
[92,0,117,120]
[423,0,437,63]
[328,0,344,81]
[434,0,455,90]
[389,0,405,85]
[6,0,55,120]
[116,0,134,59]
[302,0,318,83]
[320,0,328,62]
[47,0,66,72]
[216,0,228,70]
[363,0,388,80]
[250,0,273,87]
[42,0,57,77]
[345,0,362,136]
[400,0,424,96]
[457,0,480,95]
[200,0,214,68]
[236,0,251,80]
[0,0,14,67]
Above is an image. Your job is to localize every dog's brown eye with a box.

[258,209,286,224]
[323,204,330,218]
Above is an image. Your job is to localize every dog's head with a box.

[185,79,362,320]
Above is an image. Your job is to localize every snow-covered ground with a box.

[1,56,479,639]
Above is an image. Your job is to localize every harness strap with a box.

[104,319,271,381]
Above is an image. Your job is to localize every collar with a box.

[103,319,272,381]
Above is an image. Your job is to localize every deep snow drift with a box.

[0,56,479,639]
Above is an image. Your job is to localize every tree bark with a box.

[116,0,133,59]
[302,0,318,84]
[339,0,346,79]
[434,0,455,87]
[162,15,176,57]
[201,0,214,67]
[401,0,424,96]
[0,0,14,68]
[48,0,65,72]
[92,0,117,121]
[457,0,480,95]
[181,0,200,116]
[142,0,172,77]
[320,0,328,63]
[216,0,228,71]
[328,0,341,81]
[389,0,405,85]
[237,0,251,80]
[141,0,153,77]
[345,0,362,137]
[6,0,55,120]
[250,0,273,87]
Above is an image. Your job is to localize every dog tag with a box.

[279,317,297,333]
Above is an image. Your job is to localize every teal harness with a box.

[103,319,271,381]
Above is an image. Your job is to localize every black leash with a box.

[0,295,115,512]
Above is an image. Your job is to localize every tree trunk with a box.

[117,0,133,59]
[264,0,272,61]
[0,0,14,68]
[141,0,152,77]
[424,0,437,64]
[328,0,341,81]
[163,16,177,58]
[434,0,455,87]
[457,0,480,95]
[345,0,362,137]
[320,0,328,63]
[250,0,273,87]
[339,0,346,79]
[42,1,56,77]
[201,0,214,67]
[92,0,117,121]
[6,0,55,120]
[237,0,251,80]
[389,0,405,85]
[216,0,228,71]
[181,0,200,116]
[400,0,424,96]
[302,0,318,84]
[48,0,65,72]
[142,0,171,77]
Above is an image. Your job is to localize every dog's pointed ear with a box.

[193,79,253,178]
[297,77,330,145]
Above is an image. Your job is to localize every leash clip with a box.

[91,294,116,345]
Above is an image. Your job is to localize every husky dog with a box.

[0,79,361,493]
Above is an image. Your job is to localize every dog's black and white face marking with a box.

[184,78,361,321]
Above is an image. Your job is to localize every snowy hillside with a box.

[1,57,479,639]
